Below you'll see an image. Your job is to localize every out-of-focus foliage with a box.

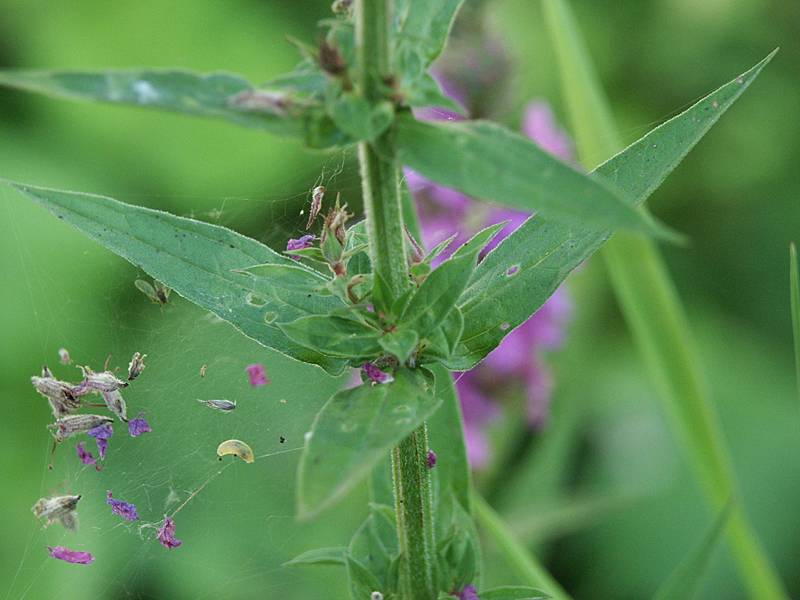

[1,1,799,599]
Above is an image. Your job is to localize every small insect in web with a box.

[197,399,237,412]
[135,278,171,305]
[199,364,207,378]
[303,158,346,230]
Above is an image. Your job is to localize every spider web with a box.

[0,155,371,600]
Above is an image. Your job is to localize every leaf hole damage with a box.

[500,322,510,331]
[263,311,278,324]
[506,264,520,277]
[245,292,267,307]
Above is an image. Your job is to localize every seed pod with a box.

[49,414,113,442]
[31,367,81,419]
[102,389,129,423]
[216,439,255,464]
[197,399,237,412]
[74,366,128,394]
[32,494,81,531]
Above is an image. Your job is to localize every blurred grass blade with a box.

[395,115,675,238]
[0,69,333,143]
[472,493,571,600]
[6,180,346,374]
[448,52,773,370]
[653,501,734,600]
[297,369,441,519]
[790,243,800,401]
[543,1,786,598]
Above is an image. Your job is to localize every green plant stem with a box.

[355,2,436,599]
[543,1,787,598]
[472,493,572,600]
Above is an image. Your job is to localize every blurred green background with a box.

[1,1,798,598]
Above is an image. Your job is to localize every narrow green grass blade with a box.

[653,501,733,600]
[542,1,786,598]
[791,243,800,402]
[472,493,572,600]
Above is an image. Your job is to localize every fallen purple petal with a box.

[106,491,139,521]
[128,413,152,437]
[362,362,390,384]
[157,515,182,549]
[76,442,99,470]
[88,423,113,460]
[246,363,269,387]
[47,545,94,565]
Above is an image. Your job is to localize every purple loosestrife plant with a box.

[1,0,780,597]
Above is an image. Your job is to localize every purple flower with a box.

[427,450,437,469]
[157,515,182,549]
[47,545,94,565]
[458,585,480,600]
[128,413,151,437]
[286,235,315,260]
[76,442,99,470]
[362,362,390,384]
[106,491,139,521]
[246,363,269,386]
[87,423,113,460]
[409,39,575,470]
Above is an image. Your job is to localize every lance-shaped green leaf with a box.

[394,0,464,74]
[6,180,347,373]
[327,92,395,142]
[283,546,348,568]
[426,365,471,512]
[401,223,504,335]
[395,114,674,237]
[479,587,550,600]
[0,68,345,147]
[278,314,383,360]
[445,52,775,370]
[297,369,442,519]
[790,243,800,402]
[653,501,733,600]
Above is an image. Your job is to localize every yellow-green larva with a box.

[216,439,254,463]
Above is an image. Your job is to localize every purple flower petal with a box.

[76,442,99,470]
[286,235,315,260]
[157,515,182,549]
[48,545,94,565]
[88,423,113,460]
[458,584,480,600]
[427,450,437,469]
[522,101,574,162]
[246,363,269,387]
[361,363,390,384]
[128,413,152,437]
[106,491,139,521]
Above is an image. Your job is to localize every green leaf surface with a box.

[446,52,776,370]
[0,69,304,136]
[378,328,419,363]
[479,587,550,600]
[297,369,442,518]
[6,180,347,373]
[283,546,348,568]
[244,263,329,292]
[401,71,466,114]
[653,502,733,600]
[278,314,383,360]
[394,0,464,74]
[791,243,800,402]
[395,114,672,236]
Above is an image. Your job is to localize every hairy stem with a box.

[543,1,787,598]
[355,1,436,599]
